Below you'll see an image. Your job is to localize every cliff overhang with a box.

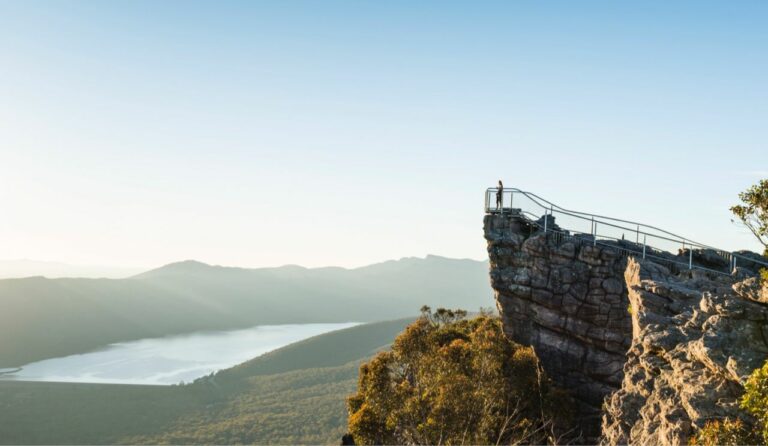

[484,211,768,444]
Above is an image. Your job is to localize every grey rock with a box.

[600,257,768,446]
[484,214,632,442]
[483,212,768,444]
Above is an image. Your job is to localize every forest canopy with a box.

[346,307,574,445]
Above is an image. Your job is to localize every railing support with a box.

[593,222,597,247]
[482,186,768,277]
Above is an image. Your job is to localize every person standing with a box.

[496,180,504,210]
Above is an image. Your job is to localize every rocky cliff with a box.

[484,212,633,440]
[600,259,768,445]
[483,211,768,444]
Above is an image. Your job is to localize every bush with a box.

[346,307,574,445]
[691,419,758,446]
[693,360,768,445]
[741,360,768,443]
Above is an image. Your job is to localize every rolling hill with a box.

[0,318,413,445]
[0,255,490,367]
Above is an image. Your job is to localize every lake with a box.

[0,322,359,385]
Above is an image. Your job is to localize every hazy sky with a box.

[1,1,766,269]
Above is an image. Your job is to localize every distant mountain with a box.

[0,318,414,445]
[0,259,145,279]
[0,256,491,367]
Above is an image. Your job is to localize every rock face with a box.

[483,213,633,440]
[484,211,768,444]
[600,258,768,445]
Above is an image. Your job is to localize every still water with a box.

[0,322,358,386]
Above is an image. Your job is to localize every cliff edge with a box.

[484,212,633,440]
[484,211,768,444]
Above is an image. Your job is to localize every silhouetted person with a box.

[496,180,504,210]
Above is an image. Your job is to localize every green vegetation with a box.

[0,381,204,445]
[0,318,412,445]
[346,307,573,445]
[690,418,759,446]
[731,178,768,256]
[135,363,360,444]
[0,256,490,367]
[693,360,768,445]
[741,360,768,443]
[218,319,413,380]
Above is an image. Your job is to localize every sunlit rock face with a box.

[600,258,768,446]
[483,213,633,441]
[484,211,768,445]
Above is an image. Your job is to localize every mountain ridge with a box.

[0,255,491,367]
[132,254,486,279]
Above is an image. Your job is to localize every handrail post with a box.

[642,235,646,260]
[689,248,693,270]
[593,222,597,247]
[510,191,514,211]
[543,209,548,233]
[636,224,639,244]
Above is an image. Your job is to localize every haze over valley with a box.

[2,1,767,444]
[0,254,492,443]
[0,255,490,369]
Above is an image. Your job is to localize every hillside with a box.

[0,255,489,367]
[0,318,412,445]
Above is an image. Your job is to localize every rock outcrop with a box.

[484,212,633,440]
[600,258,768,445]
[484,211,768,444]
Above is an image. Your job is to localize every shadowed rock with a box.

[484,213,633,441]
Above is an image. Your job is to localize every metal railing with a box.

[485,187,768,276]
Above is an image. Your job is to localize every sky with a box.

[0,0,766,270]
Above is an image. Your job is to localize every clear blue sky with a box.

[0,0,766,268]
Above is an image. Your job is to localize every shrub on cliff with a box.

[741,360,768,443]
[693,360,768,445]
[691,418,759,446]
[346,307,573,445]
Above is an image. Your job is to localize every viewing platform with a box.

[485,187,768,277]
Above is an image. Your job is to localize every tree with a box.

[731,179,768,255]
[346,308,574,445]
